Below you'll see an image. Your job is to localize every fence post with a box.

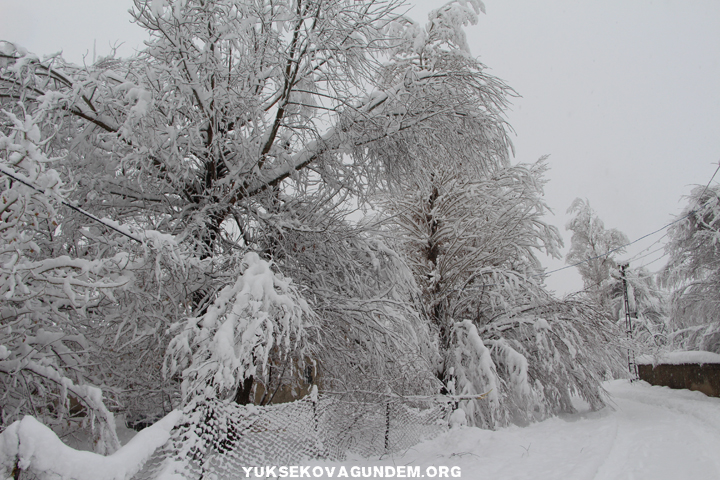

[311,386,321,458]
[384,401,391,453]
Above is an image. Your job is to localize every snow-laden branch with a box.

[0,359,120,454]
[0,411,180,480]
[166,252,314,401]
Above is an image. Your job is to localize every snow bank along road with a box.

[309,380,720,480]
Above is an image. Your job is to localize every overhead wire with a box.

[623,232,668,264]
[628,245,666,265]
[462,161,720,292]
[626,160,720,273]
[440,162,720,293]
[637,253,667,271]
[0,165,144,243]
[538,160,720,282]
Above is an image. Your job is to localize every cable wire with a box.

[0,165,144,243]
[540,160,720,281]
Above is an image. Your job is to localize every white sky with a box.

[2,0,719,295]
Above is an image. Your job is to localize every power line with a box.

[0,165,144,244]
[538,217,678,280]
[623,232,668,264]
[453,162,720,292]
[637,253,667,271]
[540,160,720,281]
[627,245,666,265]
[694,160,720,210]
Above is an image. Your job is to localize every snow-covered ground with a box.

[4,380,720,479]
[306,380,720,480]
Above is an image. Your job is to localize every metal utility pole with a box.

[620,263,638,381]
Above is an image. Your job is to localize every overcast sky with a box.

[2,0,719,295]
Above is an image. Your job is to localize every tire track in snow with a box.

[592,381,720,480]
[610,381,720,432]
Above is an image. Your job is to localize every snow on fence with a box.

[2,391,452,480]
[133,391,453,480]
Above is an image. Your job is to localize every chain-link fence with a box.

[132,392,453,480]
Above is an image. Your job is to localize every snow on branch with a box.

[0,358,121,455]
[448,320,501,429]
[166,252,314,402]
[0,85,205,449]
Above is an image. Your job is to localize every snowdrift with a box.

[0,411,180,480]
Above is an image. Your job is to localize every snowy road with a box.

[592,383,720,480]
[312,380,720,480]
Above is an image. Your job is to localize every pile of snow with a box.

[0,411,181,480]
[636,350,720,366]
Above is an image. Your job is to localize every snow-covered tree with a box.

[166,252,313,403]
[270,214,440,396]
[384,161,560,344]
[565,199,667,357]
[0,0,628,454]
[382,158,619,427]
[613,267,668,351]
[1,0,514,441]
[565,198,629,304]
[0,106,128,453]
[666,323,720,355]
[663,184,720,352]
[0,100,214,451]
[370,1,620,428]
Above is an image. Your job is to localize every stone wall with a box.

[636,363,720,397]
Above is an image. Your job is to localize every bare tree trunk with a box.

[234,375,255,405]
